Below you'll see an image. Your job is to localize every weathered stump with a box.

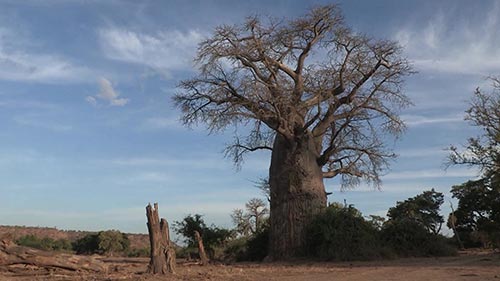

[146,203,176,274]
[194,230,208,265]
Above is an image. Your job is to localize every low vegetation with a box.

[16,235,72,252]
[15,230,149,257]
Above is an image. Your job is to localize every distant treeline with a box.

[15,230,149,257]
[0,225,150,253]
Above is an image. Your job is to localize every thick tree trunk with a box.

[194,230,208,265]
[268,133,327,259]
[146,203,176,274]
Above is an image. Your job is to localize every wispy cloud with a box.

[109,156,228,170]
[142,117,181,130]
[0,99,59,110]
[394,2,500,75]
[383,167,478,181]
[86,77,129,107]
[0,28,92,83]
[98,28,203,75]
[397,147,448,158]
[13,116,72,132]
[402,114,463,126]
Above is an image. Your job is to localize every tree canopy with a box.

[175,5,412,187]
[387,189,444,235]
[448,77,500,247]
[174,214,232,256]
[231,198,269,237]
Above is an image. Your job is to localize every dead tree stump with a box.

[194,230,208,265]
[146,203,176,274]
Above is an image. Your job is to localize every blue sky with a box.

[0,0,498,237]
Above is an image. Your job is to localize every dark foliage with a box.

[387,189,444,234]
[450,178,500,248]
[381,219,456,257]
[305,194,456,261]
[16,235,72,252]
[447,77,500,248]
[306,204,383,261]
[223,227,269,262]
[174,214,232,259]
[73,233,99,255]
[244,227,269,261]
[73,230,130,255]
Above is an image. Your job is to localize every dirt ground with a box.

[1,251,499,281]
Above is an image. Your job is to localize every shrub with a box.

[127,247,150,257]
[97,230,130,256]
[306,204,382,261]
[223,227,269,262]
[73,230,130,255]
[174,214,233,259]
[381,219,456,257]
[16,235,72,252]
[73,233,99,254]
[223,237,248,262]
[244,227,269,261]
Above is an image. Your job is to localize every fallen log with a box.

[0,238,108,272]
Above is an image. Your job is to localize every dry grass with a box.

[1,250,499,281]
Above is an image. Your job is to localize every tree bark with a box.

[194,230,208,265]
[268,133,327,259]
[0,238,107,272]
[146,203,176,274]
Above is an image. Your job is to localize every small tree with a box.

[231,198,269,236]
[447,77,500,248]
[73,234,99,255]
[73,230,130,256]
[97,230,130,256]
[174,214,232,259]
[387,189,444,234]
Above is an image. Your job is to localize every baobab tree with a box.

[175,5,412,259]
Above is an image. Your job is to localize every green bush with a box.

[127,247,150,257]
[16,235,72,252]
[381,219,456,257]
[174,214,233,259]
[223,237,248,262]
[97,230,130,256]
[223,228,269,262]
[306,204,383,261]
[73,230,130,255]
[176,246,200,260]
[244,228,269,261]
[73,233,99,254]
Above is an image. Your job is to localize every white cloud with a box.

[394,2,500,75]
[13,116,72,132]
[0,28,92,83]
[0,99,59,110]
[86,77,129,107]
[109,156,229,170]
[397,147,448,158]
[142,117,181,130]
[85,96,97,106]
[383,167,478,181]
[402,114,463,126]
[99,28,203,75]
